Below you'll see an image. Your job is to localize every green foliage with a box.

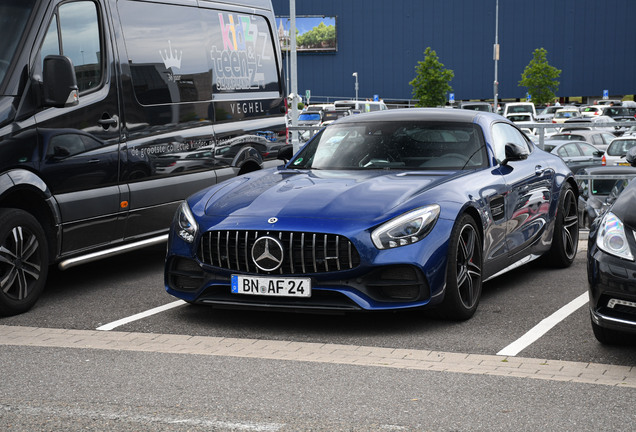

[409,47,454,107]
[297,22,336,49]
[518,48,561,106]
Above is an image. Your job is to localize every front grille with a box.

[199,230,361,275]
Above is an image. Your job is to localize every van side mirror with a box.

[626,146,636,167]
[43,55,79,108]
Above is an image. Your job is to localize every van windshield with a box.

[0,0,36,89]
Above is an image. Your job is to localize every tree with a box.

[518,48,561,106]
[409,47,454,107]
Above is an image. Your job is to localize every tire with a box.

[440,214,483,321]
[544,183,579,268]
[0,209,49,316]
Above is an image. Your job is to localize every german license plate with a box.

[231,275,311,297]
[618,162,630,166]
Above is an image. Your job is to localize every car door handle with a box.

[87,159,100,164]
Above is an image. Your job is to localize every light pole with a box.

[493,0,500,112]
[352,72,358,101]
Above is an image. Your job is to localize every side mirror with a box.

[626,146,636,167]
[43,55,79,108]
[502,142,529,165]
[277,145,294,161]
[594,151,604,157]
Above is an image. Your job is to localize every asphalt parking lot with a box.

[2,237,636,431]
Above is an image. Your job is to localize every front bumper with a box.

[587,240,636,334]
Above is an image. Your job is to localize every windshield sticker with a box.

[210,13,270,92]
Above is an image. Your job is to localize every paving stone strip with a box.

[1,325,634,388]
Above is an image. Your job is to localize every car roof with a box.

[332,107,489,124]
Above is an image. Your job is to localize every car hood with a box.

[202,168,457,222]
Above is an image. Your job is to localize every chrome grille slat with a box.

[199,230,360,275]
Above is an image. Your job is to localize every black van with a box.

[0,0,287,315]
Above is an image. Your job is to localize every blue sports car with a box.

[165,109,579,320]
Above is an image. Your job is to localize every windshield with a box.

[289,121,488,170]
[0,0,36,89]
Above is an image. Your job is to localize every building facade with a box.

[271,0,636,105]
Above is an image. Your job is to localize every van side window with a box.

[40,1,102,93]
[117,0,281,105]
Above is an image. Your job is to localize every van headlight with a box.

[596,212,634,261]
[371,205,440,250]
[176,202,198,243]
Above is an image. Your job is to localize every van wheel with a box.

[0,209,49,316]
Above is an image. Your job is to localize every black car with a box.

[588,146,636,344]
[576,166,636,229]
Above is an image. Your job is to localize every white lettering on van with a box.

[230,102,264,115]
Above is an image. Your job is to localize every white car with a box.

[502,102,536,117]
[552,108,581,124]
[580,105,606,117]
[602,137,636,166]
[505,112,536,133]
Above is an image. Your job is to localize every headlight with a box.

[371,205,440,250]
[176,201,198,243]
[596,212,634,261]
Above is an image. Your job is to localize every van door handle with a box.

[98,117,118,127]
[87,159,100,164]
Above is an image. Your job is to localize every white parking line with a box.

[96,300,186,331]
[497,292,589,357]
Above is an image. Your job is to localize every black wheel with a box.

[440,214,483,321]
[0,209,49,316]
[545,183,579,268]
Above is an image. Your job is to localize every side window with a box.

[491,123,531,163]
[579,143,596,156]
[560,143,580,157]
[40,1,102,93]
[117,0,281,105]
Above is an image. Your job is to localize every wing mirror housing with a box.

[43,55,79,108]
[502,142,529,165]
[277,145,294,161]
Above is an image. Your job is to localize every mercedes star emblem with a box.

[251,236,284,272]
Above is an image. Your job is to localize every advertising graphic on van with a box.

[211,13,276,92]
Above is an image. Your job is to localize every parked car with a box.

[602,137,636,166]
[548,129,617,152]
[320,109,354,125]
[459,102,493,112]
[543,140,604,173]
[165,108,579,320]
[334,100,388,112]
[536,105,562,122]
[599,106,636,133]
[297,112,323,127]
[580,106,606,117]
[505,113,536,134]
[588,147,636,344]
[503,102,537,117]
[552,108,581,124]
[576,166,636,228]
[0,0,286,316]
